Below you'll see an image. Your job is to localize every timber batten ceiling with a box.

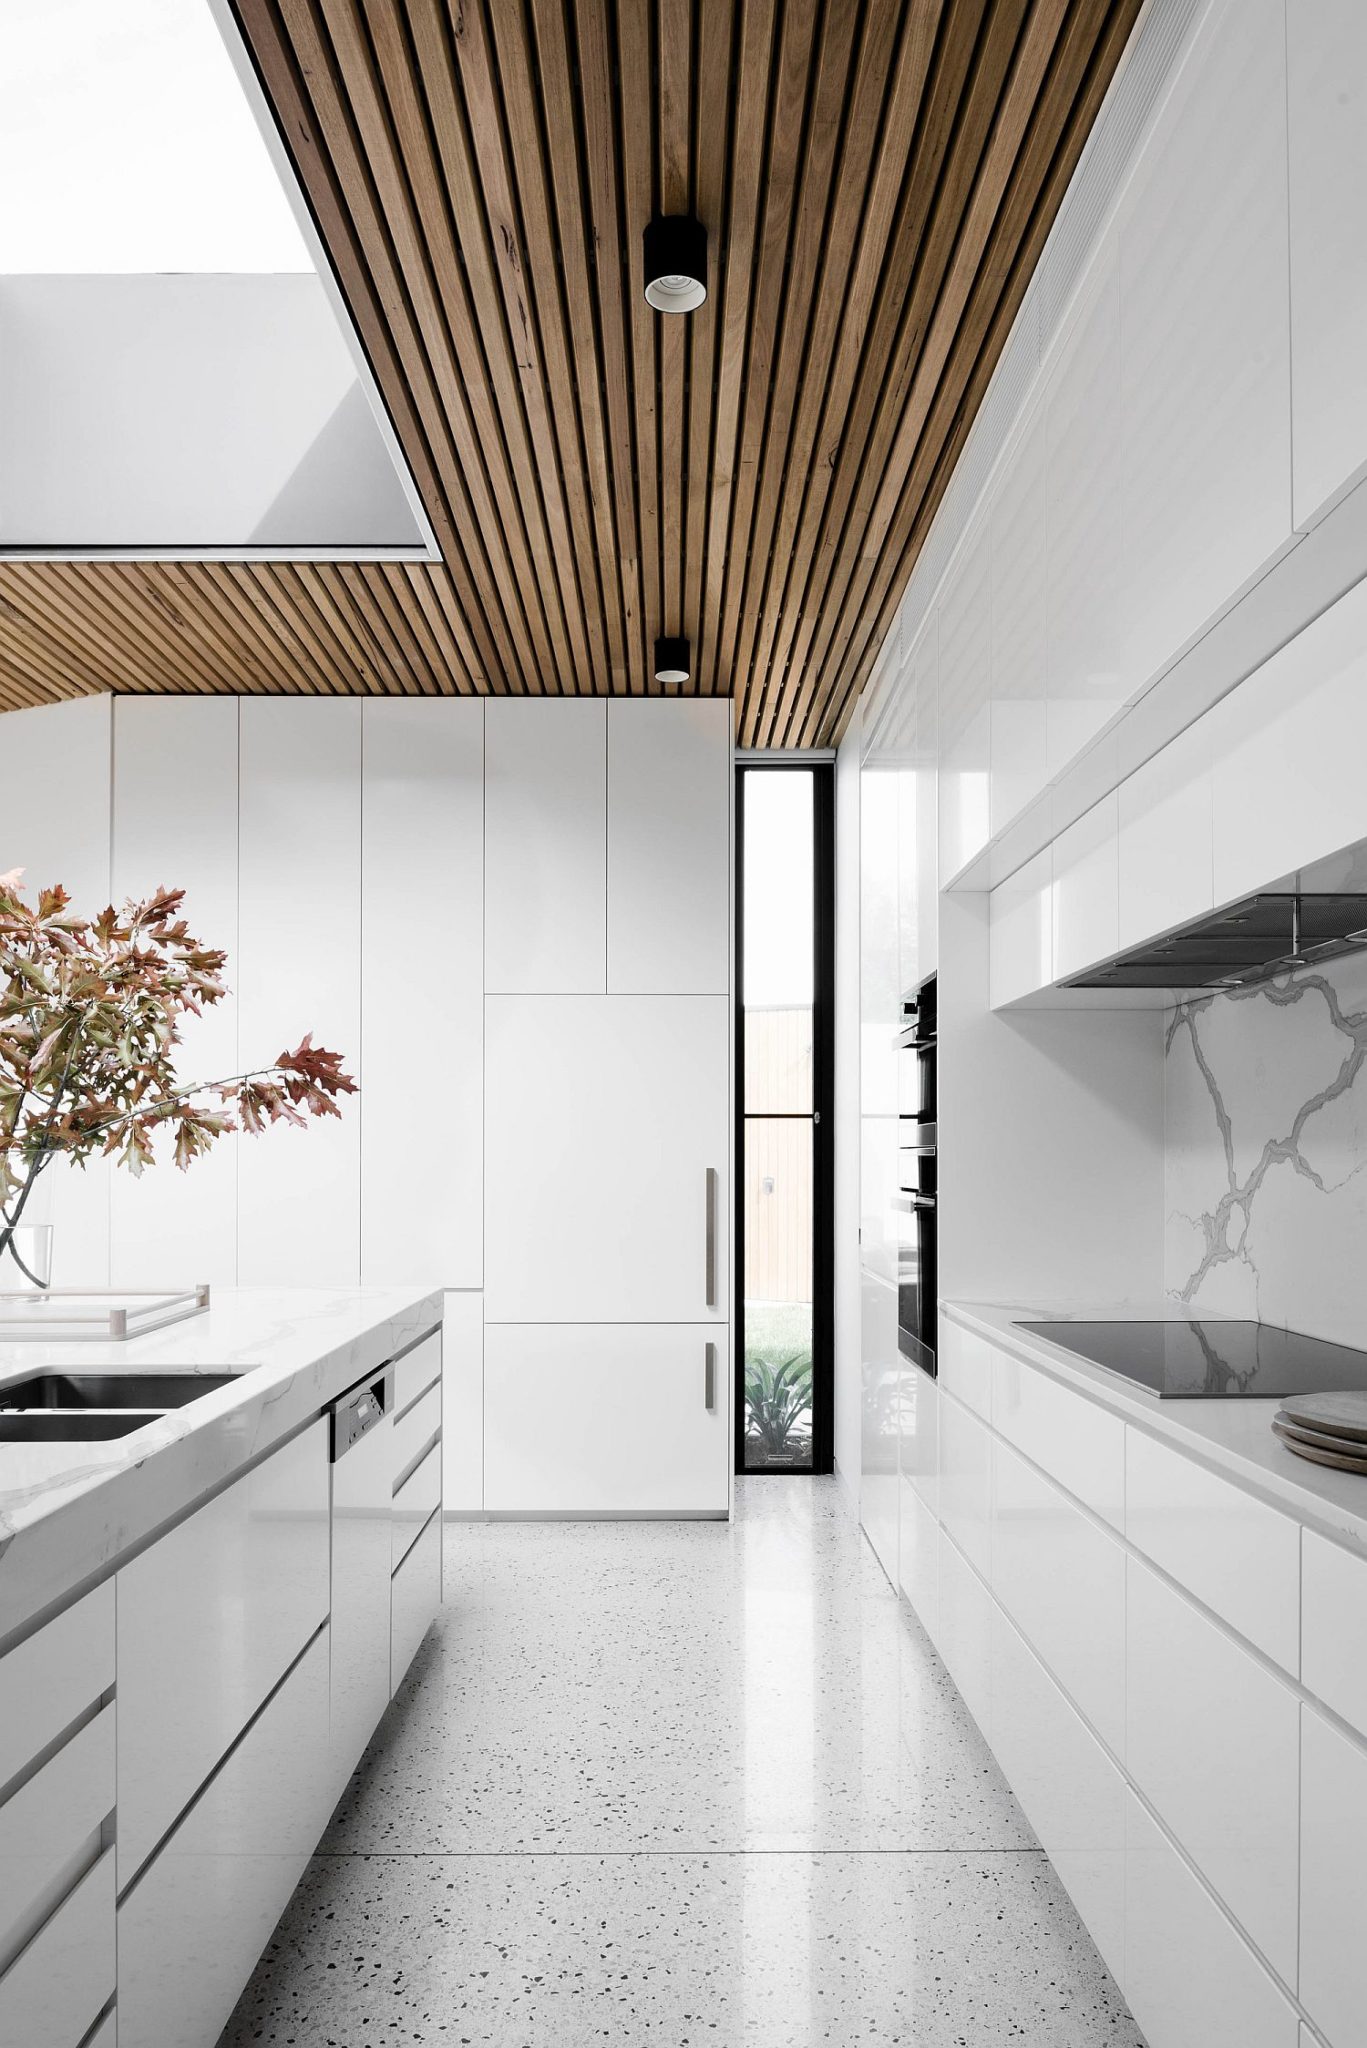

[0,0,1142,740]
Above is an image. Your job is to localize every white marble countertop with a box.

[946,1298,1367,1554]
[0,1284,443,1648]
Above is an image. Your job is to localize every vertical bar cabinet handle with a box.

[704,1166,717,1308]
[704,1341,716,1411]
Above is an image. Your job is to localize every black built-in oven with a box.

[896,973,937,1377]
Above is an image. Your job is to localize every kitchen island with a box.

[0,1285,444,2048]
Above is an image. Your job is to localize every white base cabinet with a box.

[117,1627,333,2048]
[484,1324,729,1514]
[906,1313,1367,2048]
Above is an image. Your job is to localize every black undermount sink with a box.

[0,1372,241,1412]
[0,1411,164,1442]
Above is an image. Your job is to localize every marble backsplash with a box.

[1165,951,1367,1346]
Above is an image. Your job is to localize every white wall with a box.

[0,276,423,549]
[833,707,862,1501]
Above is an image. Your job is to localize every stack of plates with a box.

[1274,1392,1367,1473]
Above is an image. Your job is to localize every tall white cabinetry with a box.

[482,699,732,1516]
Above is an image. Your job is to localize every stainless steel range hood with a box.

[1062,893,1367,992]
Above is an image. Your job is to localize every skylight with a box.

[0,0,312,273]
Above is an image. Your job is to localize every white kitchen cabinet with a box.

[0,1702,113,1970]
[1300,1703,1367,2048]
[938,1319,993,1422]
[441,1290,484,1513]
[989,398,1048,835]
[1125,1792,1299,2048]
[1210,575,1367,909]
[936,510,992,878]
[990,1345,1124,1531]
[110,696,240,1289]
[391,1502,442,1690]
[1288,0,1367,525]
[898,1476,938,1636]
[1126,1556,1299,1987]
[484,698,607,994]
[393,1327,442,1417]
[237,699,362,1286]
[1115,0,1291,697]
[988,846,1052,1008]
[483,1324,729,1514]
[938,1390,991,1580]
[484,994,728,1324]
[899,1358,939,1515]
[1050,794,1118,983]
[936,1527,992,1738]
[1125,1427,1299,1674]
[990,1438,1125,1756]
[361,698,483,1289]
[0,695,113,1288]
[1045,250,1122,775]
[1116,715,1213,951]
[0,1847,114,2048]
[0,1580,113,1789]
[117,1626,332,2048]
[116,1419,330,1882]
[1302,1528,1367,1740]
[393,1444,441,1569]
[860,1268,900,1583]
[607,698,730,994]
[990,1604,1126,1990]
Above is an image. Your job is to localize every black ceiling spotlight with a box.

[643,215,707,313]
[653,635,690,685]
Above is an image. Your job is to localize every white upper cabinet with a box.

[484,993,729,1324]
[1051,795,1118,984]
[989,399,1047,835]
[485,699,607,994]
[1045,251,1122,775]
[937,511,992,877]
[1288,0,1367,525]
[237,699,362,1287]
[361,700,483,1289]
[1115,714,1213,950]
[1116,0,1291,693]
[607,699,730,994]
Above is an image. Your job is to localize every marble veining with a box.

[1165,952,1367,1347]
[219,1483,1141,2048]
[0,1284,442,1645]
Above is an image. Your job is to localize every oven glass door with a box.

[897,1190,936,1376]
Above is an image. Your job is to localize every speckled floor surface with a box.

[217,1477,1143,2046]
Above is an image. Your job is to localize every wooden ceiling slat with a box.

[0,3,1142,734]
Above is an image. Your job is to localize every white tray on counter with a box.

[0,1286,211,1342]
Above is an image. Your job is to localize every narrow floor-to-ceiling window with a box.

[736,762,833,1474]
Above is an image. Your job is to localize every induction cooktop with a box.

[1016,1319,1367,1400]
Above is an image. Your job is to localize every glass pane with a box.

[743,1117,813,1471]
[743,771,813,1112]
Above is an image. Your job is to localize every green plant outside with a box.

[744,1301,813,1463]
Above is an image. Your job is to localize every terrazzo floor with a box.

[217,1477,1144,2046]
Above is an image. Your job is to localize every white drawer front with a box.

[1302,1528,1367,1742]
[1125,1793,1298,2048]
[1300,1703,1367,2048]
[897,1477,938,1638]
[939,1319,994,1420]
[392,1380,442,1489]
[900,1362,939,1514]
[0,1702,114,1970]
[393,1443,442,1571]
[1125,1427,1299,1672]
[391,1505,441,1696]
[118,1626,332,2048]
[0,1846,114,2048]
[117,1419,330,1884]
[938,1392,992,1579]
[393,1328,441,1419]
[990,1605,1126,1989]
[1126,1557,1299,1988]
[0,1581,114,1789]
[936,1529,992,1738]
[991,1349,1124,1529]
[990,1438,1125,1755]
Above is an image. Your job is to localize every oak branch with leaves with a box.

[0,869,356,1283]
